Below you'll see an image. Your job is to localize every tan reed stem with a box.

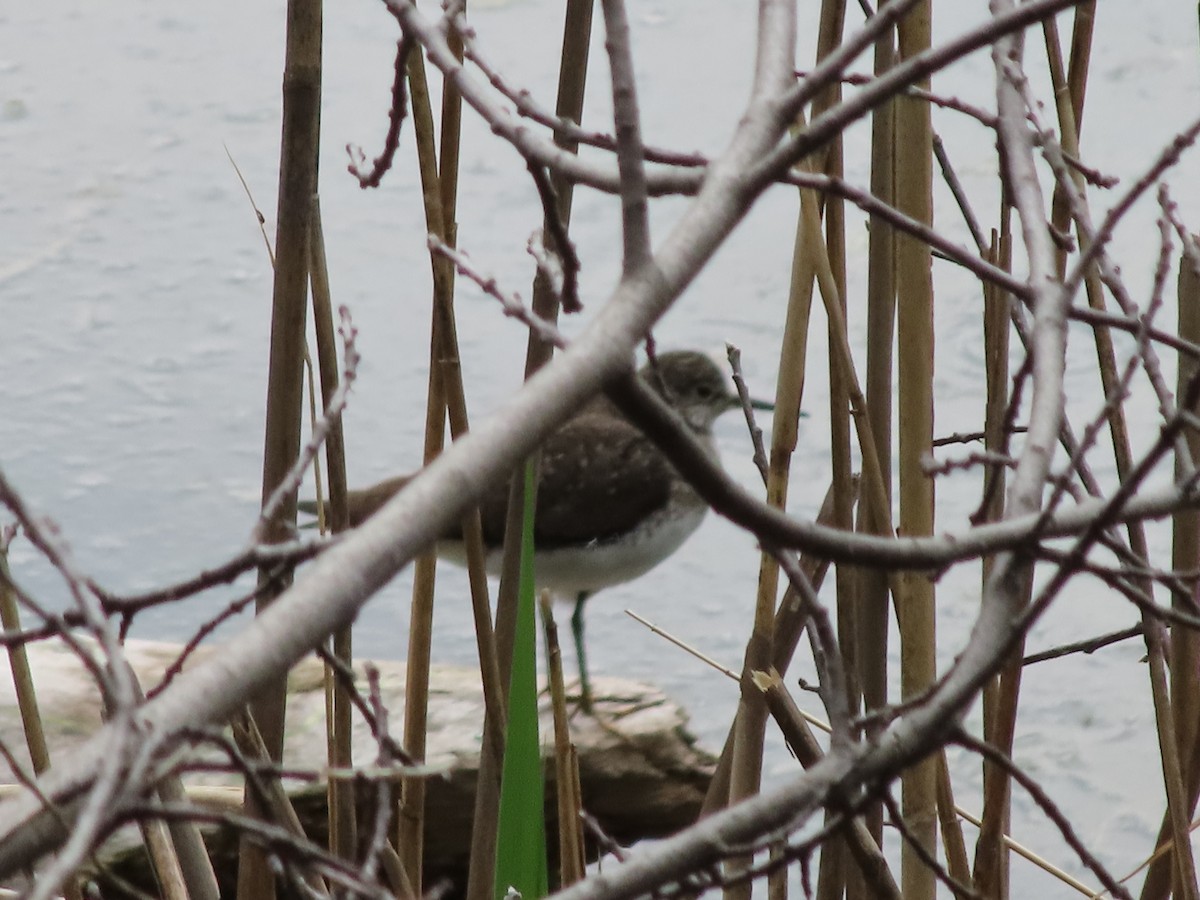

[395,48,445,893]
[1141,249,1200,900]
[0,555,49,778]
[1045,14,1198,897]
[308,196,358,862]
[239,0,322,895]
[541,594,586,887]
[701,481,842,815]
[894,3,937,897]
[723,102,824,900]
[974,230,1017,899]
[400,40,494,891]
[811,8,852,900]
[858,14,897,880]
[1,556,98,900]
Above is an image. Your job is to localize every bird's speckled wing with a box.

[318,414,674,547]
[474,413,673,548]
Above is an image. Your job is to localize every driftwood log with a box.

[0,638,715,892]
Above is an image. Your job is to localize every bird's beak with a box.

[745,397,809,419]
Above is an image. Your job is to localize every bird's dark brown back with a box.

[336,414,674,548]
[476,412,673,549]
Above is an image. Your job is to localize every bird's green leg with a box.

[571,591,592,712]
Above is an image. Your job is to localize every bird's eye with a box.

[696,385,715,399]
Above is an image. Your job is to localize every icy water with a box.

[3,1,1200,895]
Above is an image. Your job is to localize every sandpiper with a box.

[303,350,771,709]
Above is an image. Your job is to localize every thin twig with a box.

[348,35,414,188]
[255,308,360,545]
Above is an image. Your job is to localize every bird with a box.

[301,350,772,710]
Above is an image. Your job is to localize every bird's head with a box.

[642,350,773,433]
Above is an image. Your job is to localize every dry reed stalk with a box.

[720,10,853,881]
[438,12,465,246]
[802,132,971,888]
[240,0,323,895]
[809,6,852,898]
[540,594,586,887]
[233,712,330,896]
[705,183,912,873]
[770,842,791,900]
[1172,237,1200,870]
[973,570,1026,900]
[1048,3,1096,273]
[796,91,973,892]
[1141,251,1200,900]
[153,774,221,900]
[1043,16,1198,897]
[393,34,512,891]
[859,16,897,880]
[805,203,891,577]
[0,573,77,900]
[739,670,1102,898]
[1145,619,1199,900]
[397,44,464,892]
[403,24,508,888]
[934,753,970,886]
[1143,9,1200,889]
[763,678,901,899]
[722,114,823,900]
[974,231,1016,899]
[304,352,326,534]
[396,229,441,886]
[718,15,864,861]
[464,5,594,898]
[430,9,502,750]
[308,197,358,862]
[0,555,49,778]
[893,3,937,897]
[114,670,221,900]
[701,482,841,815]
[138,818,189,900]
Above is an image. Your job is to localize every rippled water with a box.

[3,1,1200,895]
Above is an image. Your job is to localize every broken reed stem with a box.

[233,712,329,896]
[694,634,1105,899]
[702,482,840,816]
[540,594,586,887]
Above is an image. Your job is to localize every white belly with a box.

[437,503,707,598]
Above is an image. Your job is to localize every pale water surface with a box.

[2,1,1200,895]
